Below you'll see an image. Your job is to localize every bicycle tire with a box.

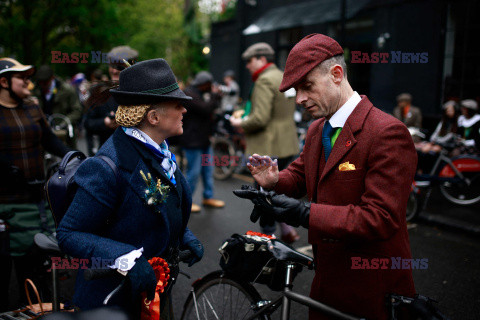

[406,190,420,222]
[439,172,480,205]
[181,273,270,320]
[212,136,236,181]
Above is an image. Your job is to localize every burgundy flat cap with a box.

[279,33,344,92]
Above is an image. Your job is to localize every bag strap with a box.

[58,151,86,175]
[24,278,44,315]
[98,155,119,182]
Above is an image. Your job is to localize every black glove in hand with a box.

[269,194,310,228]
[185,239,204,267]
[233,185,276,224]
[251,204,276,228]
[127,256,156,301]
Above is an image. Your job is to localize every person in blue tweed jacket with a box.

[56,58,203,318]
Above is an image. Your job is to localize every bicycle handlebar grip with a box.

[84,268,117,281]
[179,250,194,263]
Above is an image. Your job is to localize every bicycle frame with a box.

[417,150,466,184]
[243,262,365,320]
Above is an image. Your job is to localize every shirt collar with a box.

[122,126,166,151]
[329,91,361,128]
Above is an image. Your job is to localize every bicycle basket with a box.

[218,232,301,291]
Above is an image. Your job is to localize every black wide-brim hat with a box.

[110,58,191,105]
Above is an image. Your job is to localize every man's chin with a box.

[309,110,324,119]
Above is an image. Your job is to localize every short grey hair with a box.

[317,54,347,79]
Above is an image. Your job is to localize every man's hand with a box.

[229,116,242,128]
[247,154,279,190]
[233,185,275,224]
[127,256,156,301]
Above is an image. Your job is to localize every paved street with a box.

[173,173,480,320]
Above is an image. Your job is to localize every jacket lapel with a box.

[319,124,357,182]
[128,135,179,196]
[319,96,373,183]
[113,128,180,201]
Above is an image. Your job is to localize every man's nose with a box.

[296,91,306,105]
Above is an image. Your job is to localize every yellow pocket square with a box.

[339,161,356,171]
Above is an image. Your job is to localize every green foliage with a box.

[0,0,210,80]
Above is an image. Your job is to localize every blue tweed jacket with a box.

[57,128,197,310]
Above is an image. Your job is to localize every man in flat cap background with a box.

[241,34,417,319]
[230,42,300,243]
[393,92,423,128]
[83,45,139,155]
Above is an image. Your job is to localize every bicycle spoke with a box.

[182,276,262,320]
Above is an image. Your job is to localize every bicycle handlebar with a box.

[83,268,117,281]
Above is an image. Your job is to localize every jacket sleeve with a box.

[309,122,417,242]
[56,157,137,260]
[241,77,274,133]
[180,173,197,246]
[64,85,83,124]
[181,227,197,246]
[274,149,308,199]
[274,122,320,198]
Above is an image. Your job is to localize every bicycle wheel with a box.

[440,172,480,205]
[181,274,270,320]
[406,190,420,222]
[212,136,236,180]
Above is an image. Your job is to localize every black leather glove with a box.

[127,256,156,300]
[233,185,276,224]
[184,239,204,267]
[251,204,276,228]
[269,194,310,228]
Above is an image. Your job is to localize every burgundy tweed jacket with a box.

[275,96,416,320]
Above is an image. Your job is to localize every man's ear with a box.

[331,65,344,83]
[0,77,9,89]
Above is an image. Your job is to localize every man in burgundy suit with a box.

[242,34,417,319]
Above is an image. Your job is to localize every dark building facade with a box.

[210,0,480,131]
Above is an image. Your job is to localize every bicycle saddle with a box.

[269,239,314,269]
[34,232,62,255]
